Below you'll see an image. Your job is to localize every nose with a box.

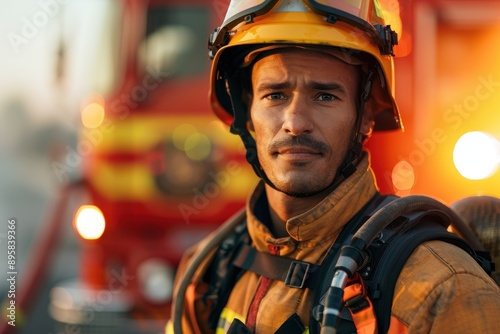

[282,96,314,136]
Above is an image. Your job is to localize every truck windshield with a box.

[139,4,210,79]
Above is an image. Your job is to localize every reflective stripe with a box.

[165,320,173,334]
[217,307,245,334]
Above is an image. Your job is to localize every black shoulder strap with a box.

[203,219,250,329]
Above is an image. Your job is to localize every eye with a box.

[316,93,337,101]
[266,92,286,100]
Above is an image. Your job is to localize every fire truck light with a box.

[453,131,500,180]
[81,102,105,129]
[74,205,106,240]
[137,258,175,304]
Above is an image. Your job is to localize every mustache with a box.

[268,135,330,154]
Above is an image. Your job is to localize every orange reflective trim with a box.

[343,273,378,334]
[343,281,363,300]
[387,315,408,334]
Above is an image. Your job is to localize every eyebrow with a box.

[255,81,290,92]
[255,81,347,93]
[310,82,346,93]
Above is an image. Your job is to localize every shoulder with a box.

[391,240,500,332]
[398,240,495,285]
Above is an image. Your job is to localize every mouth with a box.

[276,146,323,161]
[269,136,329,163]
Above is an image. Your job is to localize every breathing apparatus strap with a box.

[343,272,378,334]
[233,243,321,289]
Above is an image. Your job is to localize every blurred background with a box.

[0,1,117,333]
[0,0,499,333]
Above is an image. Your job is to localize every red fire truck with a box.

[46,0,500,333]
[49,0,255,333]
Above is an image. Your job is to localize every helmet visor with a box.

[222,0,388,28]
[312,0,366,16]
[222,0,276,29]
[309,0,382,21]
[211,0,399,56]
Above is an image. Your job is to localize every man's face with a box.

[249,49,360,197]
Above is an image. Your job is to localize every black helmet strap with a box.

[225,72,279,191]
[338,67,375,178]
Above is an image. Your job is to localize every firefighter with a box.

[168,0,500,333]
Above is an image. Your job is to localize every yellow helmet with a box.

[208,0,403,132]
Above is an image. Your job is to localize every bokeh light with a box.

[74,205,106,240]
[81,102,105,128]
[453,131,500,180]
[184,133,211,161]
[391,160,415,191]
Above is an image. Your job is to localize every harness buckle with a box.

[285,261,310,288]
[343,272,370,313]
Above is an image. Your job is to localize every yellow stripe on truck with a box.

[83,115,243,153]
[89,160,257,201]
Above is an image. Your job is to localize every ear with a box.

[360,101,375,137]
[247,119,255,131]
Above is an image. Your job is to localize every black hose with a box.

[355,195,485,251]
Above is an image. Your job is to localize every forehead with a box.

[251,49,359,88]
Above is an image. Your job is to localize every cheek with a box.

[252,124,272,151]
[250,105,278,139]
[322,113,357,150]
[251,121,280,162]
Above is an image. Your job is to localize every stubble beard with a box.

[273,170,336,197]
[262,135,338,197]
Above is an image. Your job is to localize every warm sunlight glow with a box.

[453,131,500,180]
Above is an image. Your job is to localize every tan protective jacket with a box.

[168,155,500,334]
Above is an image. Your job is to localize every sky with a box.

[0,0,113,125]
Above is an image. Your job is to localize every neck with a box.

[264,185,330,238]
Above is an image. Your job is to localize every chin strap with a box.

[337,67,375,179]
[225,73,279,192]
[225,67,375,197]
